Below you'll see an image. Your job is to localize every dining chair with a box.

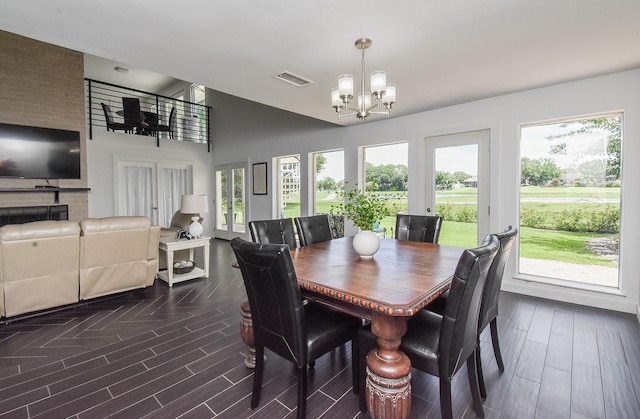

[101,103,131,133]
[355,234,499,419]
[230,238,361,419]
[294,214,333,246]
[426,226,518,398]
[248,218,298,248]
[149,106,176,139]
[122,97,149,135]
[394,213,443,243]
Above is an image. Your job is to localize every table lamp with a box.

[180,194,209,238]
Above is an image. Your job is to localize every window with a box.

[312,150,344,214]
[519,114,622,289]
[362,143,408,237]
[276,155,301,219]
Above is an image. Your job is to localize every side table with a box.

[157,236,211,287]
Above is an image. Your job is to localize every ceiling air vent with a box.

[273,71,313,87]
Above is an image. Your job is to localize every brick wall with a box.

[0,30,88,221]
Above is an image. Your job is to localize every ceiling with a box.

[1,0,639,127]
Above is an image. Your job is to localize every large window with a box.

[519,114,622,289]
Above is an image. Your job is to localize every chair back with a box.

[230,238,307,367]
[249,218,298,248]
[294,214,333,246]
[478,226,518,331]
[101,103,114,124]
[168,106,177,138]
[122,97,144,126]
[439,234,499,378]
[395,214,443,243]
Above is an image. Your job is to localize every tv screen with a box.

[0,123,81,179]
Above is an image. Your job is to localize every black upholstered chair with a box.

[356,235,499,419]
[101,102,131,133]
[394,213,443,243]
[427,226,518,398]
[230,238,361,419]
[294,214,333,246]
[122,97,149,135]
[249,218,298,248]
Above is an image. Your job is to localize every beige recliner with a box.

[80,216,160,300]
[0,221,81,317]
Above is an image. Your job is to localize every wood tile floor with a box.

[1,238,639,418]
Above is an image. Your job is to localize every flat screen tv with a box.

[0,122,81,179]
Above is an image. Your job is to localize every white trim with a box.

[503,277,637,314]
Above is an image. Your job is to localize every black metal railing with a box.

[85,78,211,151]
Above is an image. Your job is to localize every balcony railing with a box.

[85,78,211,152]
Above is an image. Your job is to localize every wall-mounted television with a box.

[0,123,81,179]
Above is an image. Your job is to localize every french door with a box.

[214,162,247,240]
[423,129,490,248]
[116,160,193,226]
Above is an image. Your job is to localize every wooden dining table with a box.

[239,237,465,419]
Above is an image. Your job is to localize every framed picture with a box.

[253,162,267,195]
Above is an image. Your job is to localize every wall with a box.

[210,69,640,315]
[0,30,88,220]
[86,131,212,233]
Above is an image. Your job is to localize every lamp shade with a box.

[180,194,209,214]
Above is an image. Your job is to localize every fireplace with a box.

[0,205,69,227]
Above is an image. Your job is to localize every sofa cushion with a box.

[0,221,80,317]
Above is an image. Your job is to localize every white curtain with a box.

[159,167,189,227]
[123,166,154,220]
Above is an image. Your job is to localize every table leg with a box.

[240,299,257,368]
[203,240,210,278]
[167,247,174,287]
[365,311,412,419]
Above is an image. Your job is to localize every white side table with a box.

[157,236,211,287]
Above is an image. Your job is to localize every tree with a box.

[452,171,471,184]
[365,163,408,191]
[436,171,453,190]
[317,177,336,191]
[315,153,327,175]
[520,157,562,186]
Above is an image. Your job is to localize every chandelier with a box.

[331,38,396,121]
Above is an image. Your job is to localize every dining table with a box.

[239,236,465,419]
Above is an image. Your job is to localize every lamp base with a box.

[188,216,204,238]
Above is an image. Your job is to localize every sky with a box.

[317,141,481,180]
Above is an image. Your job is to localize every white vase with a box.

[352,230,380,259]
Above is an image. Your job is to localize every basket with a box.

[173,260,196,275]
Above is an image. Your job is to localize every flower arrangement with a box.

[331,182,394,231]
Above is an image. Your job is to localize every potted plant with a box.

[331,182,395,259]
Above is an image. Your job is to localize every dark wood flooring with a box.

[1,238,639,419]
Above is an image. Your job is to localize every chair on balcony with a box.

[148,107,176,139]
[101,103,131,133]
[122,97,149,135]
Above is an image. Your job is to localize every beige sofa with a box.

[0,216,160,318]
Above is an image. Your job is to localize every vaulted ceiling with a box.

[1,0,639,126]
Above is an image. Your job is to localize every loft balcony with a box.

[85,78,211,152]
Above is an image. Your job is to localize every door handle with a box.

[427,207,431,213]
